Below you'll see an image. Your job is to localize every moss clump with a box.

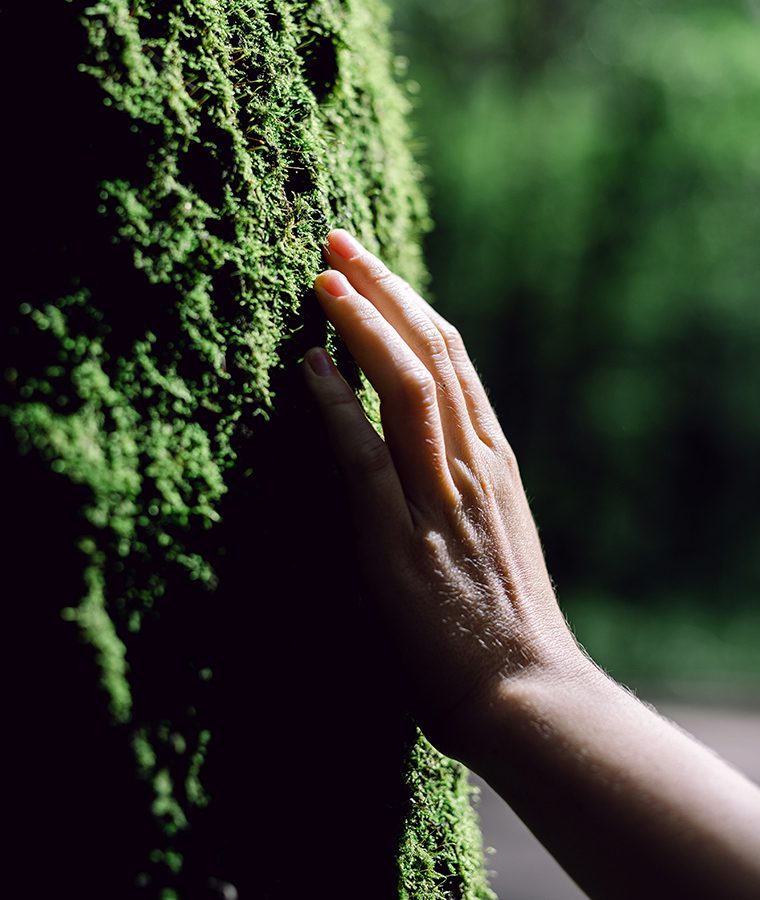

[2,1,493,897]
[400,735,495,899]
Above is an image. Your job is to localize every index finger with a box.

[314,269,459,514]
[324,230,505,449]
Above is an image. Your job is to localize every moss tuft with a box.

[400,734,496,900]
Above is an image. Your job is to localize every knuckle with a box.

[429,308,462,344]
[322,390,357,410]
[398,367,436,403]
[352,306,381,330]
[351,437,391,477]
[450,457,482,496]
[441,327,471,370]
[363,255,416,300]
[362,254,395,287]
[414,319,448,362]
[497,439,520,475]
[320,381,357,410]
[439,320,463,349]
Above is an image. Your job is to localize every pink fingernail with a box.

[306,348,334,377]
[315,269,351,298]
[328,229,364,260]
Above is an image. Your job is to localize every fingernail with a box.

[315,269,351,298]
[327,229,364,260]
[305,347,334,377]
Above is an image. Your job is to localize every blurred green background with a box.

[389,0,760,696]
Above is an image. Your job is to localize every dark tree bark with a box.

[1,2,493,898]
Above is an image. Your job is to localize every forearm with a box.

[462,660,760,900]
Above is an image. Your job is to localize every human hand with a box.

[302,231,760,898]
[302,229,585,762]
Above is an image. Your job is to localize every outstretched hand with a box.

[302,228,582,759]
[302,230,760,900]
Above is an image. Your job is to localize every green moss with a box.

[400,734,496,900]
[63,560,132,721]
[5,0,493,895]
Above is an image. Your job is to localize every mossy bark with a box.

[2,2,494,898]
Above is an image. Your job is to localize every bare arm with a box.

[302,228,760,900]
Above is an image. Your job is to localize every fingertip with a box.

[327,228,364,261]
[304,347,335,378]
[314,269,352,299]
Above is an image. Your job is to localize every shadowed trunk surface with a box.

[1,2,494,898]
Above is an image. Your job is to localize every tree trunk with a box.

[1,2,494,898]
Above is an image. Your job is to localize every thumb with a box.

[302,347,412,534]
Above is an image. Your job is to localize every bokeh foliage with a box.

[391,0,760,686]
[2,1,492,897]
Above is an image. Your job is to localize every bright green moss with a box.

[400,735,496,900]
[6,0,493,895]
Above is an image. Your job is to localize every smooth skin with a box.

[302,229,760,900]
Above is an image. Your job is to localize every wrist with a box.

[427,628,598,769]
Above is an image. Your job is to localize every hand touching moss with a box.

[301,229,582,755]
[302,230,760,900]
